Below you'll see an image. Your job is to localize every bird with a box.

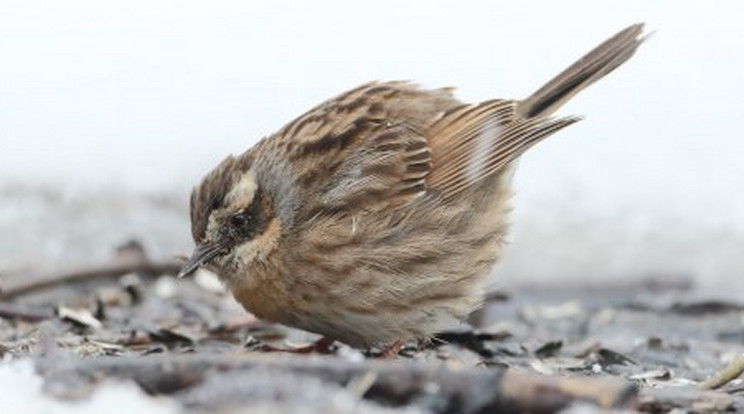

[179,24,646,354]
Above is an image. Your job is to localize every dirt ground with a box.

[1,241,744,413]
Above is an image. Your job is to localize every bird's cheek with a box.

[220,219,282,276]
[231,240,260,269]
[252,218,282,260]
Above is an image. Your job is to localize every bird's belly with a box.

[284,288,467,348]
[280,257,497,347]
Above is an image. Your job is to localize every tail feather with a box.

[518,23,646,119]
[426,24,645,199]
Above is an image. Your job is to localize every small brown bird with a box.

[180,24,645,352]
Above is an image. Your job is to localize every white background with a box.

[1,1,742,292]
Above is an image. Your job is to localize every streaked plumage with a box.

[181,24,646,348]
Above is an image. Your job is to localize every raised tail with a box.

[518,23,646,119]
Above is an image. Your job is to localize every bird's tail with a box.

[518,23,646,119]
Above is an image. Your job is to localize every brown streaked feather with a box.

[267,81,459,220]
[317,121,431,211]
[519,23,645,118]
[426,101,514,193]
[426,100,580,199]
[270,80,584,215]
[433,116,580,198]
[251,23,645,219]
[280,81,454,147]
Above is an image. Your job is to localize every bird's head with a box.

[179,154,282,281]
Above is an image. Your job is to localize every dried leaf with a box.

[535,340,563,358]
[56,306,102,329]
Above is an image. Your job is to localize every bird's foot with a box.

[379,340,404,358]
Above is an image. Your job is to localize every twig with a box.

[0,261,181,300]
[700,354,744,390]
[639,386,735,412]
[0,302,54,321]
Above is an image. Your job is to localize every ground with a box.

[1,241,744,413]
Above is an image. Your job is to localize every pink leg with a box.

[380,340,404,358]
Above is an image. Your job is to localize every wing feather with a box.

[280,82,580,214]
[427,101,580,199]
[318,122,431,211]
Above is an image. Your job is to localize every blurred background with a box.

[1,0,742,294]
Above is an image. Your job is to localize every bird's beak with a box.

[178,242,225,278]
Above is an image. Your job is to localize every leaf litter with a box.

[1,241,743,413]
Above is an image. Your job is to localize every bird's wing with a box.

[426,100,580,199]
[314,120,432,212]
[277,81,579,217]
[275,81,457,218]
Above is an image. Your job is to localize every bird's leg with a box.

[380,339,405,358]
[309,336,337,354]
[259,336,336,354]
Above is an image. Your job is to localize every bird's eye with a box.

[229,213,250,228]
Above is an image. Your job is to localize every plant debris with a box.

[1,241,744,413]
